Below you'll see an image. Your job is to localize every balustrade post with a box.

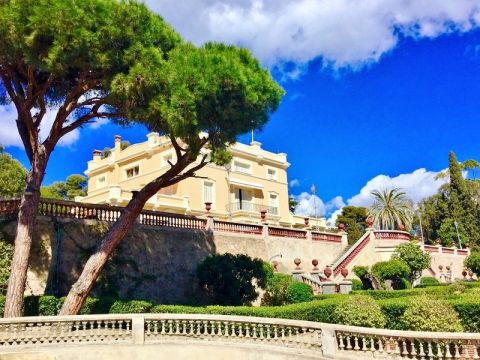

[206,217,214,231]
[306,230,312,241]
[132,315,145,345]
[321,328,338,359]
[263,224,268,239]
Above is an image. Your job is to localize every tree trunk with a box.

[4,158,46,317]
[59,190,155,315]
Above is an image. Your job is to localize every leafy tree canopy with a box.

[40,174,87,200]
[336,206,367,244]
[392,242,431,283]
[0,151,27,198]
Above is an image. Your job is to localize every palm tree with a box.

[368,188,414,230]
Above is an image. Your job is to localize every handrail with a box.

[332,232,371,277]
[268,226,307,238]
[1,313,479,359]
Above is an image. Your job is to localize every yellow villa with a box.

[77,133,326,228]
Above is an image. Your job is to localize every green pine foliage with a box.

[335,206,367,244]
[0,152,26,198]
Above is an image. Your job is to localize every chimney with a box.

[93,149,102,162]
[114,135,121,151]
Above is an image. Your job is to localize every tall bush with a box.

[196,253,269,306]
[334,295,386,328]
[465,252,480,277]
[262,273,294,306]
[392,242,431,283]
[372,260,410,289]
[401,296,463,332]
[286,282,313,304]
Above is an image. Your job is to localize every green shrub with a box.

[0,232,13,294]
[465,252,480,277]
[401,296,463,332]
[0,295,5,316]
[351,279,363,290]
[372,260,410,289]
[262,273,294,306]
[286,282,313,304]
[23,295,41,316]
[334,295,386,328]
[38,295,61,316]
[392,242,431,282]
[109,300,153,314]
[419,276,440,286]
[196,253,269,306]
[450,295,480,332]
[444,282,467,296]
[377,298,411,330]
[353,265,369,279]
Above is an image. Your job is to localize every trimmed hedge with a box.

[0,285,477,332]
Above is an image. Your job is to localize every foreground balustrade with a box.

[1,314,479,359]
[336,327,480,360]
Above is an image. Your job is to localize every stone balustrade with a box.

[0,314,479,359]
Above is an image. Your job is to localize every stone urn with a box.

[260,210,267,222]
[294,258,301,270]
[435,239,441,245]
[324,266,332,279]
[340,268,349,279]
[398,223,405,231]
[462,269,468,279]
[438,265,443,271]
[446,266,451,272]
[204,202,212,213]
[338,223,345,232]
[304,217,309,226]
[469,270,474,279]
[312,259,319,271]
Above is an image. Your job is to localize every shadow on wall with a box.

[0,216,217,305]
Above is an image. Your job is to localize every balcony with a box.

[226,202,278,216]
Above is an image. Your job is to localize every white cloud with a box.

[0,104,109,149]
[293,192,345,218]
[294,167,447,227]
[289,178,300,187]
[348,168,447,208]
[148,0,480,71]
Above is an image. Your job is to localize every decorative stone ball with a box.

[462,269,468,278]
[438,265,443,271]
[294,258,301,269]
[469,270,474,278]
[272,260,279,272]
[366,217,374,227]
[324,266,333,279]
[398,223,405,231]
[435,239,441,245]
[340,268,349,278]
[338,223,345,231]
[312,259,319,270]
[446,266,451,271]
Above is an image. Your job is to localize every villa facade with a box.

[77,133,326,228]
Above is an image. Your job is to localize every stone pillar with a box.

[321,281,337,294]
[132,315,145,344]
[321,328,338,359]
[114,134,121,152]
[206,216,214,231]
[338,280,352,294]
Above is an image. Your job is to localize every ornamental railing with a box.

[213,220,263,235]
[268,227,307,239]
[0,198,206,230]
[373,230,411,241]
[1,314,479,359]
[311,231,342,242]
[225,202,278,215]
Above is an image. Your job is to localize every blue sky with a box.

[2,1,480,222]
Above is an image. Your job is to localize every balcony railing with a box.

[226,202,278,215]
